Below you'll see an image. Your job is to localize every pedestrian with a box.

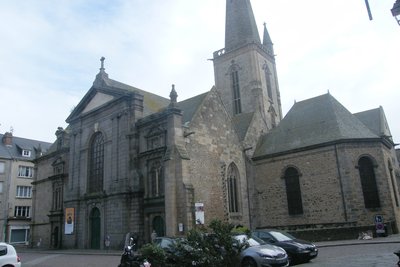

[151,230,157,243]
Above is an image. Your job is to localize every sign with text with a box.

[374,215,385,234]
[195,203,204,225]
[65,207,75,235]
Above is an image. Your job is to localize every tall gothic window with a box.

[148,160,164,197]
[52,183,63,211]
[227,163,240,213]
[284,167,303,215]
[231,70,241,115]
[88,132,104,193]
[268,106,277,128]
[388,161,399,207]
[263,64,273,100]
[358,156,380,209]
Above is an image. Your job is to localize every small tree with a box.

[169,219,248,267]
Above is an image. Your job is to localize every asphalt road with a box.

[300,243,400,267]
[17,242,400,267]
[19,252,121,267]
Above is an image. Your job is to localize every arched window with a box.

[388,161,399,207]
[227,163,240,213]
[229,62,242,115]
[149,160,164,197]
[358,157,380,209]
[263,64,273,100]
[268,106,277,128]
[284,167,303,215]
[88,132,104,193]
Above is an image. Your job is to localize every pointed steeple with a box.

[225,0,261,52]
[262,22,274,54]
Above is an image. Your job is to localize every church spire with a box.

[262,22,274,55]
[225,0,261,52]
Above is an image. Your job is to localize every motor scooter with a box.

[118,237,151,267]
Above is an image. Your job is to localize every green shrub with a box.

[139,243,167,267]
[168,219,248,267]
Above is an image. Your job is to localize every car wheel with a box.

[288,255,293,266]
[241,257,257,267]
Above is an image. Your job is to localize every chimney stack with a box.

[2,132,13,146]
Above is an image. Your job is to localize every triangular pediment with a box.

[81,92,115,114]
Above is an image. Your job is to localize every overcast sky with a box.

[1,0,399,144]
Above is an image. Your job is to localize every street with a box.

[17,242,400,267]
[301,243,400,267]
[19,251,121,267]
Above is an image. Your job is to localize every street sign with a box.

[374,215,383,224]
[374,215,385,234]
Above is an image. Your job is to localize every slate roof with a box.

[225,0,261,52]
[253,93,381,159]
[0,133,52,160]
[232,112,254,141]
[354,106,392,140]
[103,78,170,116]
[177,92,208,124]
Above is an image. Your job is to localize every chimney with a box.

[2,132,13,146]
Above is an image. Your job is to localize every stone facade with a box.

[31,127,69,248]
[252,95,400,240]
[30,0,400,250]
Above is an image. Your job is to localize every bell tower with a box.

[213,0,282,128]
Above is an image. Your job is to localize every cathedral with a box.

[31,0,400,249]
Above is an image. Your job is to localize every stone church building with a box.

[31,0,400,249]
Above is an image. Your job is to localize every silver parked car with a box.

[234,234,289,267]
[0,242,21,267]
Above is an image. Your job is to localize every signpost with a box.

[374,215,385,235]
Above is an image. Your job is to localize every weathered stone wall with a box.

[213,44,281,124]
[253,141,400,239]
[184,89,250,227]
[31,156,54,248]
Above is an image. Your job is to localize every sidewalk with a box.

[315,233,400,248]
[17,246,123,256]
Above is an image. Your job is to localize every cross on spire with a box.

[100,57,105,71]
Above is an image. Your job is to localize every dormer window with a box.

[22,149,31,157]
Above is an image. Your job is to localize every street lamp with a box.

[392,0,400,25]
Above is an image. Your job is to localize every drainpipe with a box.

[334,144,348,222]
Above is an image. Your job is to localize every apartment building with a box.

[0,132,51,244]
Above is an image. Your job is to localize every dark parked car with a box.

[153,237,198,265]
[153,237,176,253]
[252,230,318,265]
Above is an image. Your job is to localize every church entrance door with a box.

[90,207,101,249]
[53,226,59,248]
[153,216,165,237]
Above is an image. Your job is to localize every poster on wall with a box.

[65,207,75,235]
[195,203,204,225]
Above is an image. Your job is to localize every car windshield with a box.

[235,235,266,246]
[269,231,295,242]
